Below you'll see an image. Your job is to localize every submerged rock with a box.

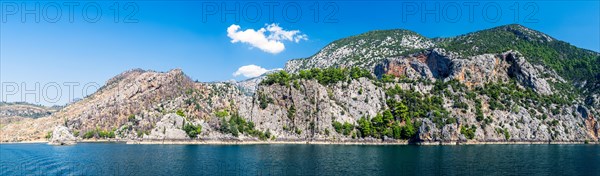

[48,126,77,145]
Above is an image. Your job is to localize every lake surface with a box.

[1,143,599,175]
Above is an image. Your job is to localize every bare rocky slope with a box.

[1,24,599,144]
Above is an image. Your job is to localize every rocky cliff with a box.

[1,24,599,144]
[48,126,77,145]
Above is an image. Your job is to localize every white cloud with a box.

[227,23,308,54]
[233,65,276,78]
[265,24,308,43]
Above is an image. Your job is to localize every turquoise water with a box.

[1,143,599,175]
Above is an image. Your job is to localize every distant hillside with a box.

[0,102,60,119]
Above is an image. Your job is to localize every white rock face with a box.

[147,113,189,140]
[503,51,554,95]
[376,49,556,95]
[48,126,77,145]
[234,78,387,140]
[284,30,434,73]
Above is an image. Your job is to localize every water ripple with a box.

[1,144,599,176]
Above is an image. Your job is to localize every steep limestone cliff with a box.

[2,24,599,144]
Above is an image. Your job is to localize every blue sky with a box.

[1,0,599,105]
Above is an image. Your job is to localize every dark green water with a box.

[0,143,599,175]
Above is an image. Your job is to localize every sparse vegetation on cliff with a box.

[183,123,202,138]
[218,112,271,140]
[262,67,373,87]
[460,125,477,140]
[81,128,116,139]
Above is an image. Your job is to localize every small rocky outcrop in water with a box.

[48,126,77,145]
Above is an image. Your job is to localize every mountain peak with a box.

[168,68,184,74]
[329,29,428,48]
[466,24,555,43]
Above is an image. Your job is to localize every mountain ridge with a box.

[1,24,599,144]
